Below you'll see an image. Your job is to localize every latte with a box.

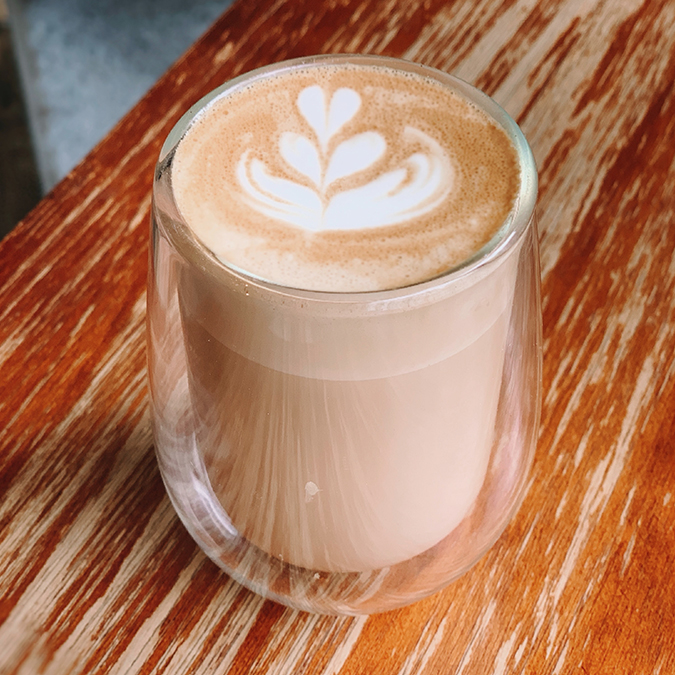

[171,63,519,291]
[155,57,533,576]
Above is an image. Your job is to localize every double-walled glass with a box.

[147,55,541,615]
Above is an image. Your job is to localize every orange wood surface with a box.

[1,0,674,672]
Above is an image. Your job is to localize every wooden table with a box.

[1,0,674,672]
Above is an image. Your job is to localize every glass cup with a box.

[147,54,541,615]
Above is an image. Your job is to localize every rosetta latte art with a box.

[172,63,520,291]
[236,85,454,232]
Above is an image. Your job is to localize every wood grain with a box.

[1,0,674,672]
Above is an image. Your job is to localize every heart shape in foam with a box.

[297,86,361,151]
[324,132,386,188]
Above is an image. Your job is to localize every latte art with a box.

[172,63,520,291]
[236,85,453,232]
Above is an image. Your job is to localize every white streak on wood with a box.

[551,458,607,606]
[514,638,527,665]
[415,616,448,675]
[621,531,637,575]
[491,629,516,675]
[546,614,558,660]
[516,511,540,556]
[254,611,320,674]
[552,641,569,675]
[572,428,592,469]
[555,492,569,521]
[282,614,343,675]
[397,614,447,675]
[324,616,367,675]
[619,485,636,527]
[456,599,497,674]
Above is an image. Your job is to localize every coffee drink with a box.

[171,63,519,291]
[160,59,525,574]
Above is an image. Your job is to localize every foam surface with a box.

[171,63,520,291]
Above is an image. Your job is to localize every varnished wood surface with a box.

[1,0,674,672]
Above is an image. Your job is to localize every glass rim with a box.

[156,53,538,304]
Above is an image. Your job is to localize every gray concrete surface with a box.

[8,0,234,192]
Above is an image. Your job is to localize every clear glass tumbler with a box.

[147,55,541,615]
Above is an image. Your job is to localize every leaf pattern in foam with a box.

[326,88,361,142]
[236,88,453,232]
[280,133,321,187]
[324,132,386,188]
[297,86,361,151]
[323,151,454,230]
[236,152,323,231]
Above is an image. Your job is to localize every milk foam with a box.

[172,63,520,291]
